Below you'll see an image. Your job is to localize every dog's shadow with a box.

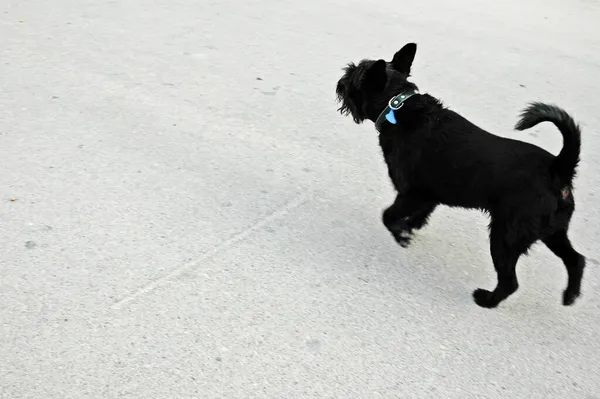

[310,195,490,308]
[343,203,563,312]
[367,210,579,315]
[375,207,492,307]
[282,190,576,313]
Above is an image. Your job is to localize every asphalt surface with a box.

[1,0,600,397]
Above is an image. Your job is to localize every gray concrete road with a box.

[1,0,599,397]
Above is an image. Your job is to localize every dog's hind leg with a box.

[382,194,436,247]
[473,223,534,308]
[542,230,585,306]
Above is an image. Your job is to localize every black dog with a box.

[336,43,586,308]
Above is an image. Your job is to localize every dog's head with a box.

[336,43,418,124]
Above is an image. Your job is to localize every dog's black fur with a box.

[336,43,586,308]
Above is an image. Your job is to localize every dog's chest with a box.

[379,134,419,193]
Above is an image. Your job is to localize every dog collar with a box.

[374,90,419,131]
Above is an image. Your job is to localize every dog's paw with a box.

[391,229,413,248]
[563,289,580,306]
[472,289,498,309]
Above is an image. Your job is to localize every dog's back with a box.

[405,105,563,211]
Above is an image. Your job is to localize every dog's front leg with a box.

[473,225,528,308]
[382,195,436,247]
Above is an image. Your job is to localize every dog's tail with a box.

[515,102,581,182]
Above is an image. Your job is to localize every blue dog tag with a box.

[385,110,397,124]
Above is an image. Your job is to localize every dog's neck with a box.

[374,89,420,132]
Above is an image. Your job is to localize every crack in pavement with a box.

[110,193,308,310]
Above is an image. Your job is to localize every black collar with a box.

[374,90,419,132]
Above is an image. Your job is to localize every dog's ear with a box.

[392,43,417,75]
[364,59,387,92]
